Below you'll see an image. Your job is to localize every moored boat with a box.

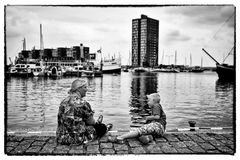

[32,67,46,77]
[47,65,64,77]
[216,63,235,80]
[102,59,121,74]
[81,70,95,78]
[133,67,148,72]
[8,63,35,77]
[202,48,235,81]
[190,66,204,73]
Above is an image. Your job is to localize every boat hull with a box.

[102,68,121,74]
[48,66,63,77]
[216,64,235,81]
[190,69,204,73]
[82,70,95,78]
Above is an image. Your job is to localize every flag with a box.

[97,48,101,53]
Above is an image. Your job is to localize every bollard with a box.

[188,121,196,131]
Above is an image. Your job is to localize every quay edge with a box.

[5,129,235,155]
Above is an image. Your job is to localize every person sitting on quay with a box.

[56,79,112,145]
[108,93,166,144]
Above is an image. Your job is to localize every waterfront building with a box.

[43,49,53,59]
[57,47,67,58]
[52,49,58,58]
[31,49,40,59]
[132,14,159,67]
[66,48,73,57]
[17,43,90,64]
[84,47,90,60]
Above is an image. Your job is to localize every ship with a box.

[202,48,235,81]
[102,58,121,73]
[201,11,235,81]
[89,49,121,74]
[190,66,204,73]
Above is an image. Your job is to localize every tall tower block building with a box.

[132,15,159,67]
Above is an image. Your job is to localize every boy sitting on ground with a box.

[108,93,166,144]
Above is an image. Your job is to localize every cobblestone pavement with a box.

[5,131,235,155]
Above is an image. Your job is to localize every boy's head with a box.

[147,93,161,106]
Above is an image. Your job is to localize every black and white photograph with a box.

[3,0,237,157]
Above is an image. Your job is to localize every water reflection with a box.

[215,80,234,92]
[129,72,158,124]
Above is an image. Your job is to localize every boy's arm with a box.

[145,104,161,122]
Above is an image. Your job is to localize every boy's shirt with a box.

[151,103,167,129]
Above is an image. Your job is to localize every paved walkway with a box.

[5,130,235,155]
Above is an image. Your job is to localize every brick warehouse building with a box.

[132,15,159,67]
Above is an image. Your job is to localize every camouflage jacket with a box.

[56,93,95,144]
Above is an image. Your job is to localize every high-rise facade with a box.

[132,15,159,67]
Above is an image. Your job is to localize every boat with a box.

[133,67,148,72]
[167,68,180,73]
[216,63,235,80]
[122,67,129,72]
[82,70,95,78]
[201,12,235,81]
[47,65,64,77]
[190,66,204,73]
[93,66,103,77]
[81,62,102,78]
[202,48,235,81]
[64,65,83,77]
[82,66,103,78]
[152,68,179,73]
[190,56,204,73]
[32,67,46,76]
[8,63,36,77]
[102,58,121,74]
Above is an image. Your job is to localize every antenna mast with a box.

[23,37,26,50]
[40,24,44,50]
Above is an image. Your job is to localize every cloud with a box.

[163,29,191,44]
[165,6,234,28]
[6,30,22,38]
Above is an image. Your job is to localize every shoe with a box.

[97,115,103,123]
[148,135,153,141]
[139,135,153,144]
[107,136,124,144]
[106,123,113,131]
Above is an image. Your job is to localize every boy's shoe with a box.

[106,123,113,131]
[138,135,153,144]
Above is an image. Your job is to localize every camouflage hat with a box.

[147,93,161,102]
[70,79,87,91]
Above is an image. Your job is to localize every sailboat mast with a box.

[190,53,192,67]
[161,50,164,64]
[128,50,131,66]
[175,50,177,65]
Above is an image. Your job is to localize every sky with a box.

[5,5,235,67]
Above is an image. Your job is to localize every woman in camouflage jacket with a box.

[56,79,96,145]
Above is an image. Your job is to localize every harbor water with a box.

[6,71,234,132]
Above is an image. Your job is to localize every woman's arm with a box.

[83,101,96,125]
[145,115,160,121]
